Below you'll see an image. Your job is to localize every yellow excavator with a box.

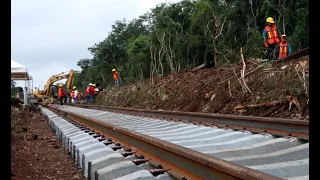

[32,70,75,104]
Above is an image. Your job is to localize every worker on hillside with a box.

[72,86,79,104]
[277,34,292,59]
[262,17,281,60]
[58,84,65,105]
[112,69,120,87]
[85,83,92,104]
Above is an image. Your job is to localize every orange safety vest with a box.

[265,25,280,45]
[113,71,119,81]
[58,87,65,97]
[278,42,288,59]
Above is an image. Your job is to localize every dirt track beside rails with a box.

[11,106,85,180]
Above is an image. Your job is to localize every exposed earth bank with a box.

[95,56,309,120]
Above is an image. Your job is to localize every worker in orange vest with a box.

[58,84,65,105]
[262,17,281,60]
[112,69,120,87]
[278,34,292,59]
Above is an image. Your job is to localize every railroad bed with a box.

[40,105,309,180]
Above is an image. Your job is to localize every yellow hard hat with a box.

[59,84,63,87]
[282,34,287,38]
[93,84,96,87]
[266,17,275,23]
[73,86,76,89]
[112,69,116,72]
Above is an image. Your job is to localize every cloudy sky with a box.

[12,0,181,89]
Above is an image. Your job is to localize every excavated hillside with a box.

[95,56,309,120]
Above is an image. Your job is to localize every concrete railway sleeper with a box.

[40,107,174,180]
[41,105,309,180]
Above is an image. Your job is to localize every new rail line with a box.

[40,104,309,180]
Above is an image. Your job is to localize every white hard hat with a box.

[89,83,93,86]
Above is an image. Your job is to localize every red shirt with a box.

[89,86,96,94]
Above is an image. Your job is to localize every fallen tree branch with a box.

[233,100,283,110]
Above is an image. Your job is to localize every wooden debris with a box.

[233,100,283,110]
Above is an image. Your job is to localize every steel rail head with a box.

[44,105,284,180]
[68,104,309,140]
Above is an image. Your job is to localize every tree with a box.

[73,0,309,88]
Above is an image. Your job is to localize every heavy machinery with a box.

[31,70,75,104]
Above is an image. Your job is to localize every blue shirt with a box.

[262,26,281,39]
[287,43,292,55]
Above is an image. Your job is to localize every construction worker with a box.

[89,84,96,103]
[72,86,79,104]
[278,34,292,59]
[85,83,92,104]
[262,17,281,60]
[112,69,120,87]
[58,84,65,105]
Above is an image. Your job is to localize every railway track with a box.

[40,104,309,180]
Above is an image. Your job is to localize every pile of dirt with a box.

[11,106,85,180]
[95,56,309,120]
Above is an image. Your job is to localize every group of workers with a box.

[57,68,120,105]
[263,17,292,60]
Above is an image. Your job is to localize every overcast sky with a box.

[12,0,181,89]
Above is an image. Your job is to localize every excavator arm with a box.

[43,70,75,97]
[32,70,75,104]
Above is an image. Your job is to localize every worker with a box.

[262,17,281,60]
[89,84,96,103]
[58,84,65,105]
[72,86,79,104]
[84,83,92,104]
[85,83,95,104]
[112,69,120,87]
[278,34,292,59]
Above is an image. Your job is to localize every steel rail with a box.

[44,104,283,180]
[67,104,309,140]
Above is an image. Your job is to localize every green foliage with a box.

[74,0,308,88]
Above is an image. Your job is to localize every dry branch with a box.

[233,100,283,110]
[240,47,252,94]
